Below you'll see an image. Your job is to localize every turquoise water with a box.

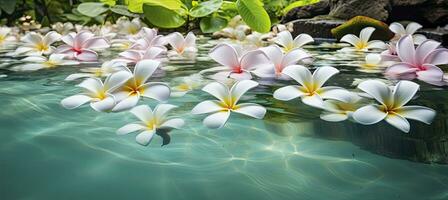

[1,38,448,199]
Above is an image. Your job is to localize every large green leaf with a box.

[142,3,186,28]
[282,0,320,14]
[0,0,17,14]
[77,2,109,17]
[236,0,271,33]
[110,5,140,17]
[127,0,184,13]
[200,16,227,33]
[101,0,117,6]
[189,0,222,18]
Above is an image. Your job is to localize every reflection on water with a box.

[0,38,447,200]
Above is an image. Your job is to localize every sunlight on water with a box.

[0,38,447,200]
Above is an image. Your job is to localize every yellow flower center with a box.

[125,83,144,96]
[43,61,57,68]
[0,35,5,44]
[355,41,368,50]
[220,96,239,111]
[35,42,49,52]
[146,118,157,130]
[176,83,190,91]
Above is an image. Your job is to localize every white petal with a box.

[130,104,153,123]
[153,104,177,121]
[301,94,324,108]
[203,111,231,129]
[261,45,283,66]
[202,81,229,102]
[424,49,448,65]
[365,54,382,65]
[230,80,258,104]
[398,106,436,124]
[229,71,253,80]
[392,80,419,108]
[61,94,92,109]
[18,64,45,71]
[134,59,160,84]
[191,100,224,114]
[240,50,269,70]
[353,105,387,125]
[319,87,352,102]
[104,70,133,92]
[406,22,423,34]
[367,41,386,49]
[43,31,61,45]
[209,43,239,68]
[312,66,339,88]
[357,80,392,107]
[397,35,416,64]
[293,33,314,48]
[160,118,185,129]
[184,32,196,47]
[273,85,305,101]
[112,94,140,112]
[282,48,311,66]
[340,34,360,46]
[360,27,375,42]
[21,56,46,62]
[385,114,410,133]
[282,65,313,87]
[389,22,406,35]
[136,130,155,146]
[77,78,103,94]
[415,39,440,65]
[90,96,115,112]
[117,123,145,135]
[274,31,293,48]
[140,82,170,101]
[166,32,184,50]
[233,103,266,119]
[65,73,94,81]
[320,112,348,122]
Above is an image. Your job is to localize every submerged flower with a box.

[166,32,197,58]
[117,104,184,146]
[389,22,427,44]
[15,54,79,71]
[257,45,312,79]
[356,53,393,73]
[207,43,271,80]
[61,71,132,112]
[353,80,436,133]
[56,31,110,61]
[320,93,363,122]
[65,60,127,81]
[340,27,386,51]
[274,31,314,52]
[171,74,202,97]
[385,35,448,85]
[273,65,352,108]
[191,80,266,129]
[112,60,170,112]
[15,31,61,56]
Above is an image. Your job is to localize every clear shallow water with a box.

[1,38,448,200]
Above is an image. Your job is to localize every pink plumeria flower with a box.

[130,27,166,51]
[340,27,386,51]
[208,43,271,80]
[273,31,314,52]
[385,35,448,85]
[191,80,266,129]
[256,45,312,79]
[380,42,400,61]
[56,31,110,61]
[15,31,61,56]
[114,47,166,64]
[353,80,436,133]
[166,32,197,58]
[389,22,427,44]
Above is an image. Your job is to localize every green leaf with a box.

[101,0,117,6]
[189,0,222,18]
[110,5,140,17]
[282,0,320,15]
[127,0,184,13]
[142,3,186,28]
[0,0,17,14]
[127,0,144,13]
[200,16,227,33]
[236,0,271,33]
[77,2,109,17]
[221,1,236,11]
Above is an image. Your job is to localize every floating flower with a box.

[61,71,132,112]
[320,93,363,122]
[114,47,166,64]
[389,22,427,44]
[356,53,393,73]
[380,42,400,61]
[117,17,144,36]
[112,60,170,112]
[207,43,271,80]
[65,60,127,81]
[257,45,312,79]
[56,31,110,61]
[130,27,166,51]
[385,35,448,85]
[191,80,266,129]
[340,27,386,51]
[166,32,197,58]
[15,54,79,71]
[0,27,17,47]
[353,80,436,133]
[171,74,202,97]
[273,31,314,52]
[117,104,184,146]
[51,22,74,35]
[15,31,61,56]
[273,65,352,108]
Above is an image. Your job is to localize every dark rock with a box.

[331,16,395,41]
[290,17,345,39]
[329,0,391,21]
[418,28,448,46]
[282,0,330,22]
[389,0,448,27]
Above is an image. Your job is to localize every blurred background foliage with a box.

[0,0,319,33]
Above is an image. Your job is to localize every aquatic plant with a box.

[15,31,61,56]
[273,65,352,108]
[16,54,79,71]
[353,80,436,133]
[117,104,185,146]
[56,31,110,61]
[340,27,386,51]
[273,31,314,52]
[191,80,266,129]
[385,35,448,85]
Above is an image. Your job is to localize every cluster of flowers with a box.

[0,17,445,146]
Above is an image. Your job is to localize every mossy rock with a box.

[331,16,394,41]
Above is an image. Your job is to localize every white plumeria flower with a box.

[117,17,144,36]
[320,93,363,122]
[213,25,249,41]
[273,31,314,52]
[353,80,436,133]
[356,53,394,73]
[0,27,17,47]
[340,27,386,51]
[191,80,266,129]
[117,104,184,146]
[171,74,203,97]
[166,32,197,58]
[130,27,166,50]
[389,22,427,44]
[65,60,127,81]
[257,45,312,79]
[207,43,271,80]
[112,60,171,112]
[51,22,74,35]
[273,65,352,108]
[15,54,79,71]
[61,71,132,112]
[114,47,166,64]
[15,31,61,56]
[245,32,272,49]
